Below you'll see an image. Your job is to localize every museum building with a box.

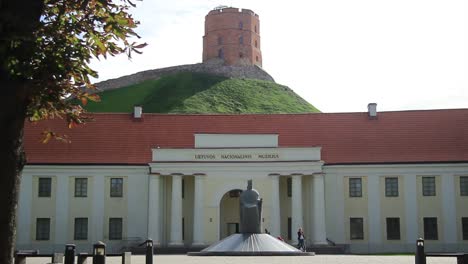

[17,107,468,253]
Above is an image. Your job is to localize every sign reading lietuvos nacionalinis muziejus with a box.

[152,147,322,162]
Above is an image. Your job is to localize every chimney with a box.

[367,103,377,118]
[133,105,142,118]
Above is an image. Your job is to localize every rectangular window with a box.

[74,178,88,197]
[350,217,364,240]
[38,178,52,197]
[349,178,362,197]
[109,218,123,240]
[287,178,292,197]
[386,218,400,240]
[110,178,123,197]
[385,177,399,197]
[74,218,88,240]
[460,176,468,196]
[462,218,468,240]
[423,217,438,240]
[287,217,292,240]
[422,177,436,196]
[36,218,50,240]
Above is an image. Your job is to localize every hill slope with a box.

[85,72,320,114]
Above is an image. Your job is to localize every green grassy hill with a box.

[85,72,320,114]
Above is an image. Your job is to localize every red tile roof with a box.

[24,109,468,165]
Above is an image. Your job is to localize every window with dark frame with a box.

[38,177,52,197]
[423,217,438,240]
[386,218,400,240]
[36,218,50,240]
[287,178,292,197]
[349,178,362,197]
[462,217,468,240]
[422,177,436,196]
[385,177,399,197]
[109,218,123,240]
[350,217,364,240]
[110,178,123,197]
[287,217,292,240]
[460,176,468,196]
[74,218,88,240]
[74,178,88,197]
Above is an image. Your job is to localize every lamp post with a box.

[93,241,106,264]
[145,239,154,264]
[64,244,76,264]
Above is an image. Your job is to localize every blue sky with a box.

[90,0,467,113]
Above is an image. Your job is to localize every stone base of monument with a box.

[188,233,314,256]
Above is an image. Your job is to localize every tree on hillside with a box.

[0,0,146,263]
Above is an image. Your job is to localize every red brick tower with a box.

[203,7,262,67]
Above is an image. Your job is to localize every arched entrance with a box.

[219,189,242,239]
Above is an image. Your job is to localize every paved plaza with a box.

[24,254,458,264]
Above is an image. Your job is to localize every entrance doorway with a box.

[219,189,242,239]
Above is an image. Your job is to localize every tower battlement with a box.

[203,7,262,67]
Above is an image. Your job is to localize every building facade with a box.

[203,7,262,67]
[17,108,468,253]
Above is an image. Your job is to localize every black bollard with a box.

[145,239,154,264]
[93,241,106,264]
[415,238,426,264]
[65,244,76,264]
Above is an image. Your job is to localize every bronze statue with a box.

[239,180,262,233]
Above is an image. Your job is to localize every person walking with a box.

[297,228,306,252]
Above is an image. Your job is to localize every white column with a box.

[442,174,457,248]
[17,174,32,246]
[147,174,161,246]
[270,174,281,237]
[291,174,303,244]
[169,174,183,246]
[55,175,69,246]
[367,175,381,252]
[311,174,327,244]
[404,175,418,244]
[192,174,205,246]
[92,176,105,242]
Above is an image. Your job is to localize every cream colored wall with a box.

[379,176,406,244]
[455,175,468,243]
[416,175,443,243]
[103,176,128,241]
[67,176,93,243]
[343,176,369,243]
[31,176,57,244]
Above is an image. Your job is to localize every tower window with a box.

[254,25,257,33]
[217,36,223,45]
[256,56,259,62]
[239,22,243,29]
[239,36,243,44]
[255,40,257,48]
[218,49,224,59]
[239,53,243,58]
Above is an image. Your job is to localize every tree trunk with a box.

[0,81,28,264]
